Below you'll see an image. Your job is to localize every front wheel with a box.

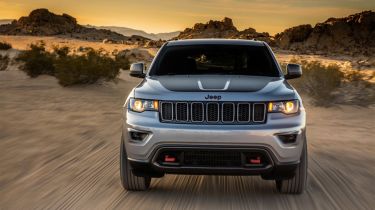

[275,140,308,194]
[120,137,151,191]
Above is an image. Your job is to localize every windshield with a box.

[150,44,280,77]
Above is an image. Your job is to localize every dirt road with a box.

[0,71,374,210]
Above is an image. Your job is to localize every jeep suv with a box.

[120,39,307,194]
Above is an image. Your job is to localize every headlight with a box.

[268,100,299,114]
[129,98,159,112]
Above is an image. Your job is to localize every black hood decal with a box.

[152,75,280,92]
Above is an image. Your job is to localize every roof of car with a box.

[166,39,265,46]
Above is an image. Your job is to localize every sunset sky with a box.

[0,0,374,34]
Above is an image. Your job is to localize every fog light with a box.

[129,131,149,141]
[278,134,297,144]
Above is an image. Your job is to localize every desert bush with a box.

[53,46,70,58]
[17,44,126,86]
[336,70,375,106]
[0,42,12,50]
[54,48,120,86]
[0,55,9,71]
[282,59,345,106]
[282,59,375,106]
[115,53,130,70]
[17,42,55,77]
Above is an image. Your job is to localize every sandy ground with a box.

[0,68,374,209]
[0,35,139,52]
[1,35,158,54]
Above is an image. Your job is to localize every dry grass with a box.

[0,54,10,70]
[16,42,129,86]
[54,48,121,86]
[0,41,12,50]
[282,59,375,106]
[0,35,137,52]
[16,42,55,77]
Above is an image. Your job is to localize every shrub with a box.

[282,59,375,106]
[17,42,55,77]
[115,53,130,70]
[53,46,70,58]
[0,42,12,50]
[283,60,345,106]
[0,55,9,71]
[17,44,127,86]
[54,48,120,86]
[337,70,375,106]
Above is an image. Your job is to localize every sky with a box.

[0,0,374,34]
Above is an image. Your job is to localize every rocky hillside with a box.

[174,17,273,44]
[175,12,375,56]
[275,11,375,55]
[0,9,148,43]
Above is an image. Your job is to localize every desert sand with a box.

[0,66,374,209]
[0,35,159,56]
[0,35,137,52]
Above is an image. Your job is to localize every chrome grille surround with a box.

[175,102,189,121]
[253,103,267,123]
[160,102,174,121]
[191,102,204,122]
[222,103,235,122]
[237,103,251,122]
[206,102,220,122]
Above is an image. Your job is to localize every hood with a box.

[133,75,297,101]
[156,75,280,92]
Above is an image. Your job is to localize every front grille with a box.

[160,101,266,124]
[183,151,242,167]
[253,103,266,122]
[237,103,250,122]
[160,102,173,121]
[222,103,235,122]
[207,103,219,122]
[191,102,204,122]
[176,102,188,121]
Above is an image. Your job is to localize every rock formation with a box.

[275,11,375,55]
[174,17,274,44]
[176,17,237,39]
[0,9,148,44]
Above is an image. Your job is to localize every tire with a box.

[276,140,307,194]
[120,136,151,191]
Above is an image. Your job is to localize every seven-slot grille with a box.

[160,101,266,124]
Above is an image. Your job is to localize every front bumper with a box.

[123,108,306,167]
[127,145,299,179]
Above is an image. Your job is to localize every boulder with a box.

[0,8,148,44]
[274,24,313,48]
[175,17,239,39]
[274,11,375,55]
[174,17,274,45]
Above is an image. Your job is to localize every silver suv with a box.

[120,39,307,194]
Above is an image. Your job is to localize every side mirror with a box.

[285,63,302,79]
[130,62,146,78]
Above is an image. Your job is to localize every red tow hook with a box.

[164,155,176,162]
[249,156,261,164]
